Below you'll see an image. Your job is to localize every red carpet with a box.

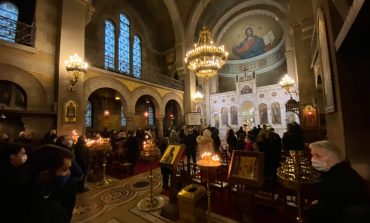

[107,160,160,180]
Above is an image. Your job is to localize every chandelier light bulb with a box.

[64,53,88,73]
[185,26,228,81]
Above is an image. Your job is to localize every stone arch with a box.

[163,0,186,72]
[130,86,162,115]
[162,0,184,45]
[185,0,211,45]
[161,92,183,116]
[0,63,48,110]
[83,76,131,112]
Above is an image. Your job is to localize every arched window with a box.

[148,106,154,126]
[133,35,142,78]
[121,105,126,127]
[0,2,19,43]
[104,20,115,70]
[118,13,130,74]
[86,100,92,127]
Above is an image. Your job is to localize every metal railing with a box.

[0,13,35,47]
[96,54,184,91]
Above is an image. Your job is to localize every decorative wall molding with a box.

[29,71,54,86]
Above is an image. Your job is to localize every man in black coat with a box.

[309,140,370,223]
[25,144,74,223]
[125,131,139,174]
[184,127,197,171]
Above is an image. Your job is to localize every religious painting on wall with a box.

[259,103,268,124]
[302,104,318,128]
[220,14,283,60]
[214,114,220,129]
[230,106,238,125]
[221,107,229,126]
[232,27,272,59]
[64,100,77,123]
[271,102,281,124]
[317,9,335,113]
[228,150,264,188]
[159,144,184,166]
[240,101,255,127]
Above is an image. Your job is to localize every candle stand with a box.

[137,149,165,212]
[197,160,221,223]
[277,150,320,222]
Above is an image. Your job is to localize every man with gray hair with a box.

[309,140,370,223]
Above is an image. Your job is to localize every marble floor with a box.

[72,168,240,223]
[72,169,163,223]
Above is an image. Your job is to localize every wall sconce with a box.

[193,91,204,101]
[279,74,297,97]
[64,53,88,91]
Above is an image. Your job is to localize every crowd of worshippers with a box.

[0,130,82,223]
[161,123,370,223]
[1,123,369,223]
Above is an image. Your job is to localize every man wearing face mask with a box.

[55,135,83,222]
[0,143,28,223]
[25,144,74,223]
[309,140,370,223]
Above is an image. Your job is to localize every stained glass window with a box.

[118,14,130,74]
[148,106,154,126]
[121,105,126,127]
[104,20,115,70]
[86,100,92,127]
[133,35,142,78]
[0,2,19,43]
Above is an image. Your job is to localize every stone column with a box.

[183,70,196,114]
[284,22,298,82]
[56,0,94,136]
[125,112,134,131]
[157,115,164,138]
[202,80,210,126]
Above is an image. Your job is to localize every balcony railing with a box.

[95,54,184,91]
[0,13,35,47]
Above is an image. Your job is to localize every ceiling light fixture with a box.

[185,26,228,81]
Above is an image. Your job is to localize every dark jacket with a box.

[26,182,69,223]
[310,161,370,223]
[0,162,27,223]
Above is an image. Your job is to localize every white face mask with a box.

[21,154,28,164]
[68,140,73,147]
[311,158,331,172]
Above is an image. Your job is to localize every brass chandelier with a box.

[185,26,228,80]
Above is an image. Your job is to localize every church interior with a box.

[0,0,369,222]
